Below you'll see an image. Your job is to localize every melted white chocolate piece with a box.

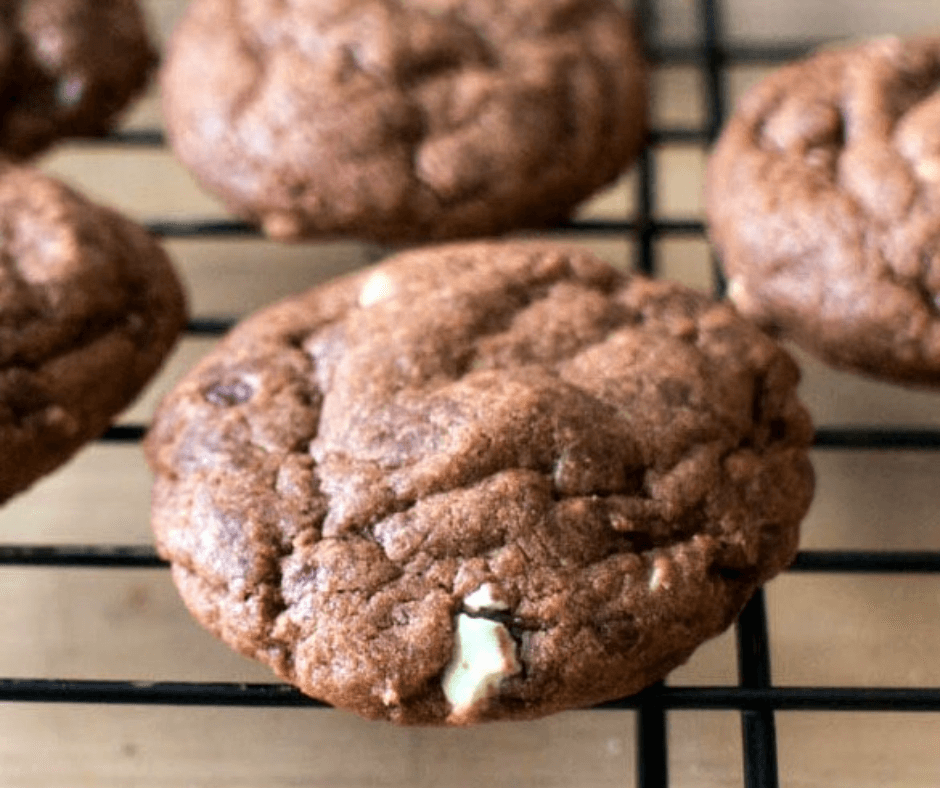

[442,614,520,719]
[358,271,396,307]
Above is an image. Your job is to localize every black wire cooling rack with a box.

[2,0,940,785]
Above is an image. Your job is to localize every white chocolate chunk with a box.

[380,681,399,706]
[463,583,508,613]
[648,564,664,591]
[726,277,760,318]
[358,271,396,307]
[727,277,747,306]
[442,614,520,719]
[648,557,671,592]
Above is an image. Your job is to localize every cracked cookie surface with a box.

[707,36,940,385]
[0,0,157,160]
[160,0,647,243]
[0,163,186,504]
[145,241,814,724]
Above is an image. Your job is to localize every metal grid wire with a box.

[1,0,940,785]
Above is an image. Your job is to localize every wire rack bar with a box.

[143,217,707,239]
[83,129,166,147]
[3,547,939,572]
[0,545,165,568]
[101,425,147,442]
[635,2,668,779]
[637,694,669,788]
[94,126,714,149]
[649,128,710,144]
[556,219,704,235]
[2,679,938,711]
[146,219,257,238]
[813,428,940,450]
[633,15,669,784]
[605,686,940,712]
[649,42,818,65]
[701,8,728,298]
[0,679,323,707]
[635,147,657,276]
[699,0,780,783]
[97,425,940,447]
[735,591,779,788]
[186,317,237,335]
[700,0,727,143]
[789,551,940,573]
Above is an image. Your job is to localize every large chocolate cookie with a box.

[160,0,647,243]
[0,164,186,504]
[146,244,813,724]
[707,36,940,385]
[0,0,157,160]
[146,242,813,724]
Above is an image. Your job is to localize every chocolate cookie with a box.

[160,0,647,243]
[707,36,940,385]
[0,164,186,504]
[0,0,157,160]
[145,242,813,724]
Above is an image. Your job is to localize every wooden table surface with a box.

[1,1,938,785]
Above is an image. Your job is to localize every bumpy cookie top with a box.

[0,164,186,503]
[160,0,647,242]
[707,36,940,385]
[0,0,157,159]
[146,242,813,724]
